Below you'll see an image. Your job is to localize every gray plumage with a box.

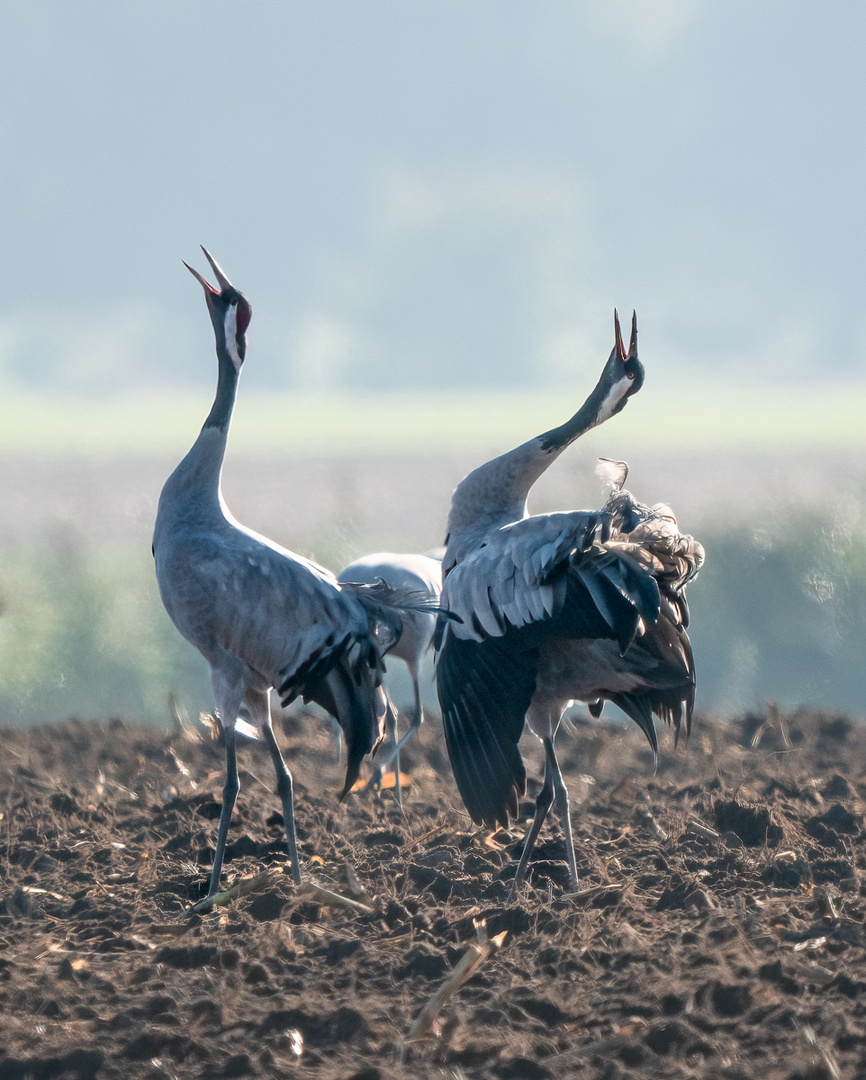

[153,249,396,910]
[338,552,442,803]
[436,312,703,898]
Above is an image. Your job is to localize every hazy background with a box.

[1,2,864,727]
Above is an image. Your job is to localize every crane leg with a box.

[194,723,239,912]
[390,703,404,811]
[363,676,424,808]
[507,755,555,902]
[261,713,302,886]
[548,736,579,891]
[390,675,424,770]
[190,665,251,913]
[507,736,578,900]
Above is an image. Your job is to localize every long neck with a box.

[443,386,609,569]
[159,345,239,514]
[203,343,239,434]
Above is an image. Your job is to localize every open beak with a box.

[183,246,233,295]
[614,309,626,360]
[628,310,638,360]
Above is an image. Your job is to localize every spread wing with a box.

[437,631,537,829]
[436,511,663,828]
[439,512,659,652]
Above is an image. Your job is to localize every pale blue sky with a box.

[2,1,865,395]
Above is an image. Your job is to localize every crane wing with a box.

[436,510,665,829]
[157,526,368,696]
[437,631,535,829]
[439,511,660,654]
[299,638,385,798]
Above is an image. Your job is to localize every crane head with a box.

[184,247,252,370]
[596,309,644,423]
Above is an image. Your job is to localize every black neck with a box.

[203,345,239,432]
[537,381,609,454]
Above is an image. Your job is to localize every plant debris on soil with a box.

[1,703,865,1079]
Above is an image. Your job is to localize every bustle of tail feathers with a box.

[341,577,461,655]
[593,465,702,753]
[338,577,447,615]
[596,465,705,595]
[287,635,386,799]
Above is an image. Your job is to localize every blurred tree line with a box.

[0,517,863,726]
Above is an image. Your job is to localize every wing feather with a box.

[437,633,536,828]
[435,468,704,839]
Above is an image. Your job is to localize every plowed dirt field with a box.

[1,706,864,1079]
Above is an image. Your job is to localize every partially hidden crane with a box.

[153,249,430,911]
[338,552,442,804]
[435,312,703,899]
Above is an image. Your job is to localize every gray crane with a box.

[338,552,442,804]
[153,249,427,911]
[436,312,703,899]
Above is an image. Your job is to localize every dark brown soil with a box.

[1,704,865,1079]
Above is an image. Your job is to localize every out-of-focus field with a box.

[3,383,866,551]
[0,387,865,726]
[5,444,865,555]
[2,384,865,457]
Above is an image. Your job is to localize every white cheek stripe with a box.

[594,376,631,425]
[223,306,242,369]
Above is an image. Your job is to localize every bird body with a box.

[153,249,390,909]
[436,312,703,897]
[339,552,441,670]
[155,481,368,708]
[338,552,442,800]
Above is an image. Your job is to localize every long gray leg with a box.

[257,691,302,886]
[390,668,424,766]
[546,736,579,891]
[507,760,555,903]
[202,723,239,905]
[363,669,424,808]
[192,666,248,912]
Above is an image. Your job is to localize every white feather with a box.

[595,457,629,496]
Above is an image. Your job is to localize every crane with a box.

[153,249,430,911]
[436,312,703,899]
[338,552,442,804]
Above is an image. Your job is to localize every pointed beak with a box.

[182,259,218,295]
[628,310,638,359]
[200,246,234,291]
[182,247,234,295]
[614,308,626,360]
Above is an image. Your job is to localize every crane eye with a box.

[626,370,636,380]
